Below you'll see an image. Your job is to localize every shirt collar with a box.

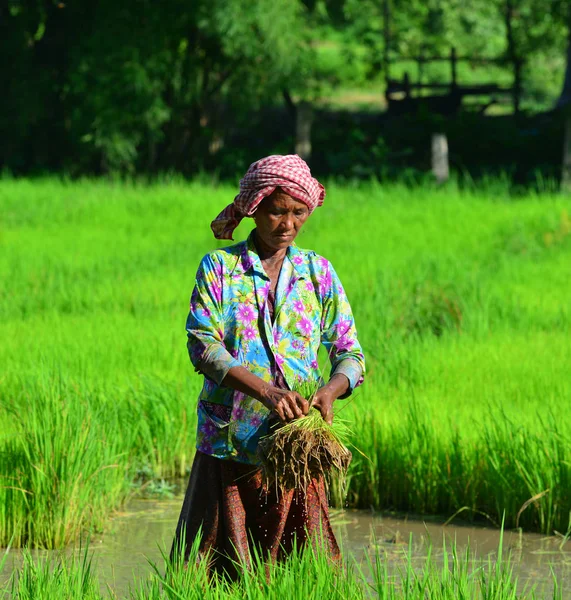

[239,230,261,274]
[286,242,311,280]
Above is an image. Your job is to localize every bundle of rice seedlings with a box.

[258,381,353,496]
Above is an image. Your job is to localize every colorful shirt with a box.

[186,230,366,464]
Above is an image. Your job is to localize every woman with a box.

[172,154,365,574]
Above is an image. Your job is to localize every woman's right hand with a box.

[259,386,309,422]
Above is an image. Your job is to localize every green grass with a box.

[0,533,565,599]
[1,545,102,599]
[0,177,570,548]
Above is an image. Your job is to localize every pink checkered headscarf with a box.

[210,154,325,240]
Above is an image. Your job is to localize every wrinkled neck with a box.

[253,229,288,264]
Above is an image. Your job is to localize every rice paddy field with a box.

[2,530,568,600]
[0,176,570,596]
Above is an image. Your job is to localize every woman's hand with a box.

[259,386,309,422]
[311,374,351,424]
[223,367,309,422]
[311,387,336,424]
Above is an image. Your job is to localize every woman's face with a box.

[253,188,310,252]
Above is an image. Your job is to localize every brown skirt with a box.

[171,451,340,575]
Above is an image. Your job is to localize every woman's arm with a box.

[187,255,308,422]
[222,366,309,422]
[311,373,349,424]
[186,255,309,421]
[186,254,241,383]
[314,259,366,422]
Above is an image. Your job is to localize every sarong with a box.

[170,451,340,576]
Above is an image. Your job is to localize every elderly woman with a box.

[172,155,365,573]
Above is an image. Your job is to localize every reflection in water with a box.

[2,494,570,598]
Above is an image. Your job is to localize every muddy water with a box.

[2,494,570,597]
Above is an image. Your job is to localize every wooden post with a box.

[295,101,313,162]
[562,115,571,193]
[403,72,411,100]
[431,133,449,183]
[417,47,426,96]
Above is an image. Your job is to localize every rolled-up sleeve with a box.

[331,358,363,392]
[320,261,366,395]
[186,254,241,385]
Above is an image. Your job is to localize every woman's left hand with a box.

[311,374,351,424]
[311,387,336,425]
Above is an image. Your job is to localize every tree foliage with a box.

[1,0,311,173]
[0,0,569,175]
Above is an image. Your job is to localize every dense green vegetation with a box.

[3,2,570,596]
[2,1,570,175]
[1,178,569,550]
[0,179,571,548]
[1,533,566,599]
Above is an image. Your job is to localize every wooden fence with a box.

[385,47,523,116]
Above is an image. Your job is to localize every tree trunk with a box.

[295,101,313,161]
[557,27,571,109]
[504,0,521,115]
[562,117,571,193]
[558,16,571,192]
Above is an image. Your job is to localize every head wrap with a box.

[210,154,325,240]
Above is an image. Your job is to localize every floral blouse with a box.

[186,230,365,464]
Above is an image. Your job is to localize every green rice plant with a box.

[123,377,197,480]
[4,533,565,599]
[479,410,571,533]
[3,546,101,600]
[258,380,353,495]
[0,378,130,548]
[1,177,571,546]
[342,399,571,533]
[367,538,535,600]
[394,280,463,338]
[133,530,227,600]
[136,535,365,600]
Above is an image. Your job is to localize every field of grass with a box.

[1,532,566,599]
[0,177,570,550]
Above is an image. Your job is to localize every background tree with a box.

[1,0,569,177]
[1,0,313,173]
